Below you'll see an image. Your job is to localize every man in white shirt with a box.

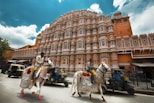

[32,52,45,79]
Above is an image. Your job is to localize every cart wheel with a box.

[64,82,68,87]
[8,74,11,77]
[127,88,135,95]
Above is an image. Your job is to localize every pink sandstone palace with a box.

[12,10,154,78]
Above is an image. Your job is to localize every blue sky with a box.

[0,0,154,48]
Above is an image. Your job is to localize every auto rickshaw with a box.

[8,63,25,77]
[46,66,69,87]
[102,68,135,95]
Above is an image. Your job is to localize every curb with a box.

[135,90,154,95]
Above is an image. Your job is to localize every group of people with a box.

[33,52,129,81]
[32,52,95,83]
[33,52,129,84]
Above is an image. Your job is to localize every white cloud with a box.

[113,0,154,35]
[0,24,37,49]
[130,5,154,34]
[58,0,64,3]
[87,3,103,14]
[0,24,51,49]
[113,0,128,10]
[38,24,50,34]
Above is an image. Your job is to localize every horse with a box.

[20,59,53,100]
[71,62,111,102]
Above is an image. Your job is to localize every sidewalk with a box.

[67,77,154,95]
[134,85,154,95]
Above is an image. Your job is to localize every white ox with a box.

[71,62,111,102]
[20,59,53,100]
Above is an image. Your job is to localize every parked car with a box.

[46,66,69,87]
[8,64,25,77]
[1,60,17,74]
[3,60,17,74]
[102,68,135,95]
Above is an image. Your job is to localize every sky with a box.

[0,0,154,49]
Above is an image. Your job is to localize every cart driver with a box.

[86,58,95,83]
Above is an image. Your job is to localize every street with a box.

[0,73,154,103]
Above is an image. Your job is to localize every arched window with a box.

[125,39,130,47]
[142,39,147,46]
[78,41,83,48]
[133,40,139,47]
[100,39,107,47]
[63,42,68,49]
[110,40,115,46]
[151,38,154,45]
[78,29,85,35]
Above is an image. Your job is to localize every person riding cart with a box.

[86,58,96,83]
[32,52,45,80]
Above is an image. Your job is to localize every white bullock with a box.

[71,62,110,102]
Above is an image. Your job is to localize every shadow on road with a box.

[44,83,69,88]
[17,93,50,103]
[71,95,103,103]
[103,91,136,97]
[8,76,21,79]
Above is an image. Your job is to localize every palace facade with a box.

[12,10,154,78]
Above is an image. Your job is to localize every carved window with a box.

[87,30,91,34]
[79,19,84,24]
[125,40,130,47]
[87,19,90,23]
[133,40,138,47]
[93,42,97,47]
[92,29,97,34]
[67,21,71,26]
[142,39,147,46]
[117,40,121,47]
[151,38,154,45]
[65,31,71,37]
[101,26,104,31]
[86,43,90,47]
[101,40,105,46]
[51,43,57,51]
[79,29,83,34]
[78,41,83,48]
[99,17,103,21]
[78,29,85,35]
[110,40,115,47]
[63,42,68,49]
[100,39,107,47]
[108,26,113,30]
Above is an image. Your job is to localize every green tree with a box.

[0,37,11,59]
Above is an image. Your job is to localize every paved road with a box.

[0,73,154,103]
